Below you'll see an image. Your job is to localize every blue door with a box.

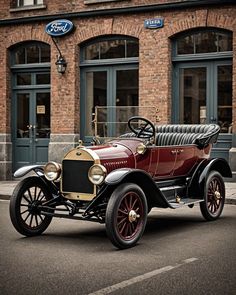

[13,89,50,170]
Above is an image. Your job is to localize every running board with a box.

[168,198,203,209]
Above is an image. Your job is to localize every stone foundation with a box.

[0,134,12,180]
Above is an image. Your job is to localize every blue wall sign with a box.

[144,18,164,29]
[45,19,74,37]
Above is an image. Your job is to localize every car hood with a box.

[88,139,143,172]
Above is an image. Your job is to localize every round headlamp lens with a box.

[88,164,107,185]
[44,162,61,181]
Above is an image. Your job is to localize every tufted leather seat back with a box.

[155,124,220,148]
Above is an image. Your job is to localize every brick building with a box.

[0,0,235,180]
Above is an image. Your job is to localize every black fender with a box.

[188,158,232,199]
[105,168,169,208]
[14,165,60,197]
[84,169,169,215]
[14,165,44,178]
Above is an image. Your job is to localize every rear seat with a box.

[155,124,220,148]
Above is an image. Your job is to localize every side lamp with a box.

[55,56,67,74]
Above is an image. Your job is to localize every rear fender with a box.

[14,165,44,178]
[188,158,232,198]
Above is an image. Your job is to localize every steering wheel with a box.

[128,116,155,139]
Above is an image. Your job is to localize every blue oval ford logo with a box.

[45,19,74,37]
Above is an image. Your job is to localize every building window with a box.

[12,43,50,65]
[176,30,232,55]
[83,37,139,61]
[16,0,43,7]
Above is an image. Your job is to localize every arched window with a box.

[11,42,50,65]
[173,29,232,59]
[81,36,139,63]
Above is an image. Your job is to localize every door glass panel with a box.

[116,69,138,135]
[36,93,50,138]
[86,71,107,137]
[17,73,31,85]
[17,93,29,138]
[179,68,206,124]
[36,73,50,84]
[217,65,232,133]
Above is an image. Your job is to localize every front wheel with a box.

[9,176,53,236]
[200,171,225,221]
[106,183,148,249]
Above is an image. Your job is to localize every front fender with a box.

[14,165,44,178]
[105,168,169,208]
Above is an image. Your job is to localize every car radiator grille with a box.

[61,160,94,194]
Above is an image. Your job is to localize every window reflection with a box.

[13,43,50,65]
[179,68,206,124]
[84,38,139,61]
[177,31,232,55]
[218,65,232,133]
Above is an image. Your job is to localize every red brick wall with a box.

[0,4,235,133]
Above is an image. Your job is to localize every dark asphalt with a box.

[0,200,235,295]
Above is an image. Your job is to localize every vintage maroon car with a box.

[10,117,232,249]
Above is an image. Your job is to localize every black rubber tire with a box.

[200,171,225,221]
[9,176,53,236]
[106,183,148,249]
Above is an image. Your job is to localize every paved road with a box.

[0,200,235,295]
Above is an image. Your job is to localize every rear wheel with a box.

[106,183,147,249]
[200,171,225,221]
[9,176,53,236]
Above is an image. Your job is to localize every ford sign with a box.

[144,18,164,29]
[45,19,74,37]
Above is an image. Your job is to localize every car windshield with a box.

[93,106,159,142]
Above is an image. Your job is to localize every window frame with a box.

[172,29,233,62]
[80,36,139,67]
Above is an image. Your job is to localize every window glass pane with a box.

[100,40,125,59]
[116,69,138,135]
[195,32,217,53]
[40,44,50,62]
[179,67,206,124]
[36,73,50,84]
[17,93,29,138]
[217,65,232,133]
[218,33,232,52]
[126,40,139,57]
[85,43,100,60]
[16,73,31,85]
[177,35,194,54]
[26,45,39,63]
[86,71,107,137]
[15,48,25,64]
[36,92,50,138]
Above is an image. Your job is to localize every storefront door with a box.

[81,65,138,143]
[13,90,50,170]
[173,60,232,160]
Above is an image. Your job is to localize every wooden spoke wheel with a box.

[10,176,53,236]
[106,183,147,249]
[200,171,225,221]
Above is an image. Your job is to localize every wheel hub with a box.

[28,201,40,214]
[128,210,140,223]
[214,191,221,200]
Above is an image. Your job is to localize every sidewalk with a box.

[0,180,236,204]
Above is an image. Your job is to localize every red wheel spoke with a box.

[118,208,128,216]
[118,217,127,227]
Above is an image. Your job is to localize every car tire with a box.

[200,171,225,221]
[106,183,148,249]
[9,176,53,236]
